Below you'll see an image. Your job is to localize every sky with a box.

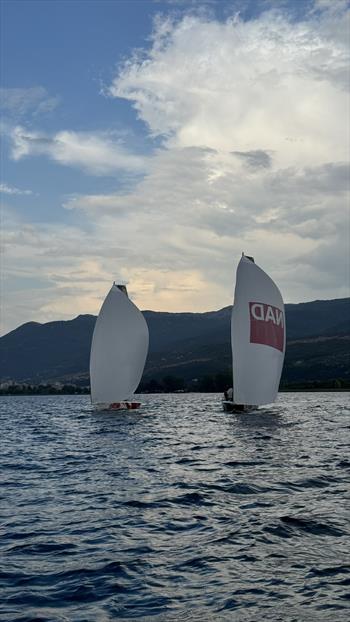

[1,0,349,335]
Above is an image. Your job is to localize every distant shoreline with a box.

[1,387,349,396]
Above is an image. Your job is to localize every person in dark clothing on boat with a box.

[224,387,233,401]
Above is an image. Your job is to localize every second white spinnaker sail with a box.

[231,256,286,406]
[90,284,149,407]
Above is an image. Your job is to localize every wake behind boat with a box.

[224,254,286,413]
[89,283,149,411]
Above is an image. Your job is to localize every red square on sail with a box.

[249,302,284,352]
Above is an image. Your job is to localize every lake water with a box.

[1,393,349,621]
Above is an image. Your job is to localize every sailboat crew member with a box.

[224,387,233,401]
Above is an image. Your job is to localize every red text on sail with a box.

[249,302,284,352]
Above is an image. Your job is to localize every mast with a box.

[242,251,254,263]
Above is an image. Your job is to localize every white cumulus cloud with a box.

[110,5,349,168]
[9,126,146,175]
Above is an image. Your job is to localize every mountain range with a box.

[0,298,349,389]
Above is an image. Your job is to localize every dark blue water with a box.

[1,393,349,621]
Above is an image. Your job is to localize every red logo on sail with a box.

[249,302,284,352]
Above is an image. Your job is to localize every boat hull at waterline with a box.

[93,401,142,412]
[222,401,257,413]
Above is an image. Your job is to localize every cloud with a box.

[110,3,349,168]
[62,146,347,295]
[232,150,272,169]
[0,183,33,196]
[9,126,146,175]
[2,148,348,333]
[0,87,59,119]
[2,1,349,333]
[1,209,110,333]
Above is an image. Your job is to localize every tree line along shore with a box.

[1,375,349,395]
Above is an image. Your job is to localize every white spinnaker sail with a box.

[231,256,286,406]
[90,285,149,405]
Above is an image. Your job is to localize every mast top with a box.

[114,283,128,296]
[242,252,254,263]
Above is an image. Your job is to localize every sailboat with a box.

[223,254,286,412]
[90,283,149,410]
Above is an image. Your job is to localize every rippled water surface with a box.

[1,393,350,621]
